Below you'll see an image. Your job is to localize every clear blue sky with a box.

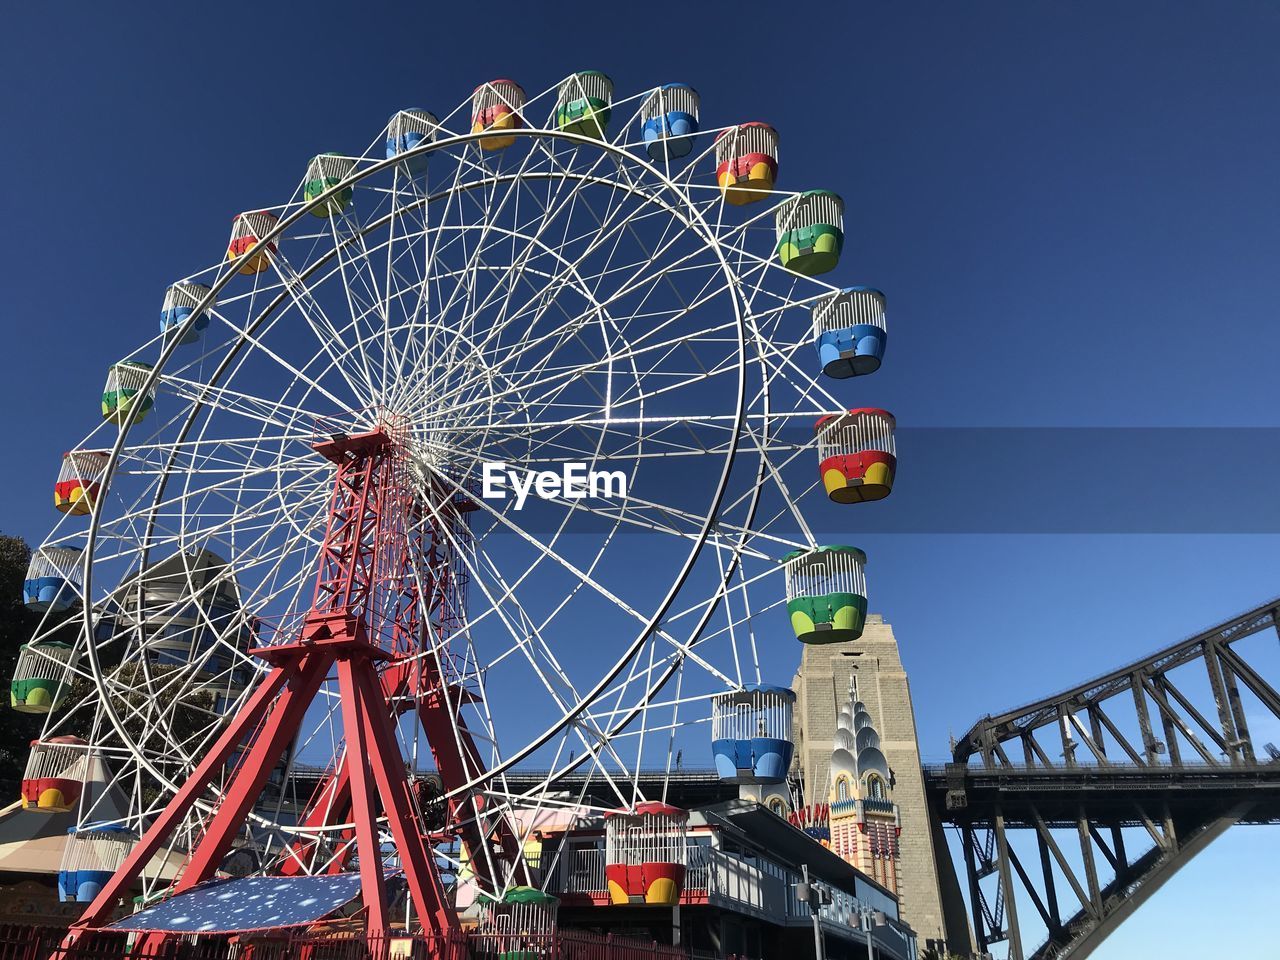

[3,3,1279,956]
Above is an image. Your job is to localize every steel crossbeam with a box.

[932,597,1280,960]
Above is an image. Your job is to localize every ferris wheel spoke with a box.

[434,245,737,412]
[437,322,737,427]
[438,467,741,699]
[321,215,395,395]
[436,170,691,379]
[103,451,326,535]
[262,232,383,402]
[440,536,640,804]
[423,463,720,696]
[202,305,366,416]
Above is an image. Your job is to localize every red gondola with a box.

[815,408,897,504]
[604,802,688,906]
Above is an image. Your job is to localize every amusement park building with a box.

[512,799,917,960]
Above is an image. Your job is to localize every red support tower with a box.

[277,475,528,891]
[64,428,482,943]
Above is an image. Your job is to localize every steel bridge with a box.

[927,597,1280,960]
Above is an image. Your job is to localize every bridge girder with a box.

[934,597,1280,960]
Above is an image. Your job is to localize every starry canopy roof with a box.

[105,873,387,934]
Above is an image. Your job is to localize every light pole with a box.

[796,864,831,960]
[859,907,888,960]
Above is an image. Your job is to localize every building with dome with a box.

[788,613,969,954]
[826,677,902,893]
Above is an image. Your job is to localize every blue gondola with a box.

[23,547,82,613]
[641,84,700,162]
[59,825,136,902]
[386,109,438,174]
[811,287,887,379]
[160,281,213,345]
[711,684,795,784]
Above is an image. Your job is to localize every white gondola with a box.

[476,887,560,955]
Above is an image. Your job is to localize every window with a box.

[768,797,787,816]
[866,774,886,800]
[836,776,850,801]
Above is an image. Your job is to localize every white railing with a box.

[531,842,913,958]
[549,845,791,919]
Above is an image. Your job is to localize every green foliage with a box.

[0,534,46,792]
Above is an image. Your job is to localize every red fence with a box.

[0,926,703,960]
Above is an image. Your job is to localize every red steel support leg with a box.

[66,655,303,933]
[415,678,530,890]
[173,650,335,893]
[336,655,390,934]
[352,660,456,938]
[69,430,464,945]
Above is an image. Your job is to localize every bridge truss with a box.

[929,598,1280,960]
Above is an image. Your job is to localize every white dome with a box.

[831,747,857,782]
[857,746,890,781]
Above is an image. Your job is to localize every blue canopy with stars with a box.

[105,873,383,934]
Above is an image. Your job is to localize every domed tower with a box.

[789,615,968,953]
[827,677,902,894]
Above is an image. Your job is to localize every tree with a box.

[0,534,47,793]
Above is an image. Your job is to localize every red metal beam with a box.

[67,428,460,943]
[353,658,456,936]
[276,475,528,894]
[335,655,390,932]
[64,652,303,935]
[174,650,335,892]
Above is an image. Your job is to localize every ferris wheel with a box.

[16,71,897,932]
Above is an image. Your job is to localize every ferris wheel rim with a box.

[71,123,757,815]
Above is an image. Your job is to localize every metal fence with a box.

[0,925,707,960]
